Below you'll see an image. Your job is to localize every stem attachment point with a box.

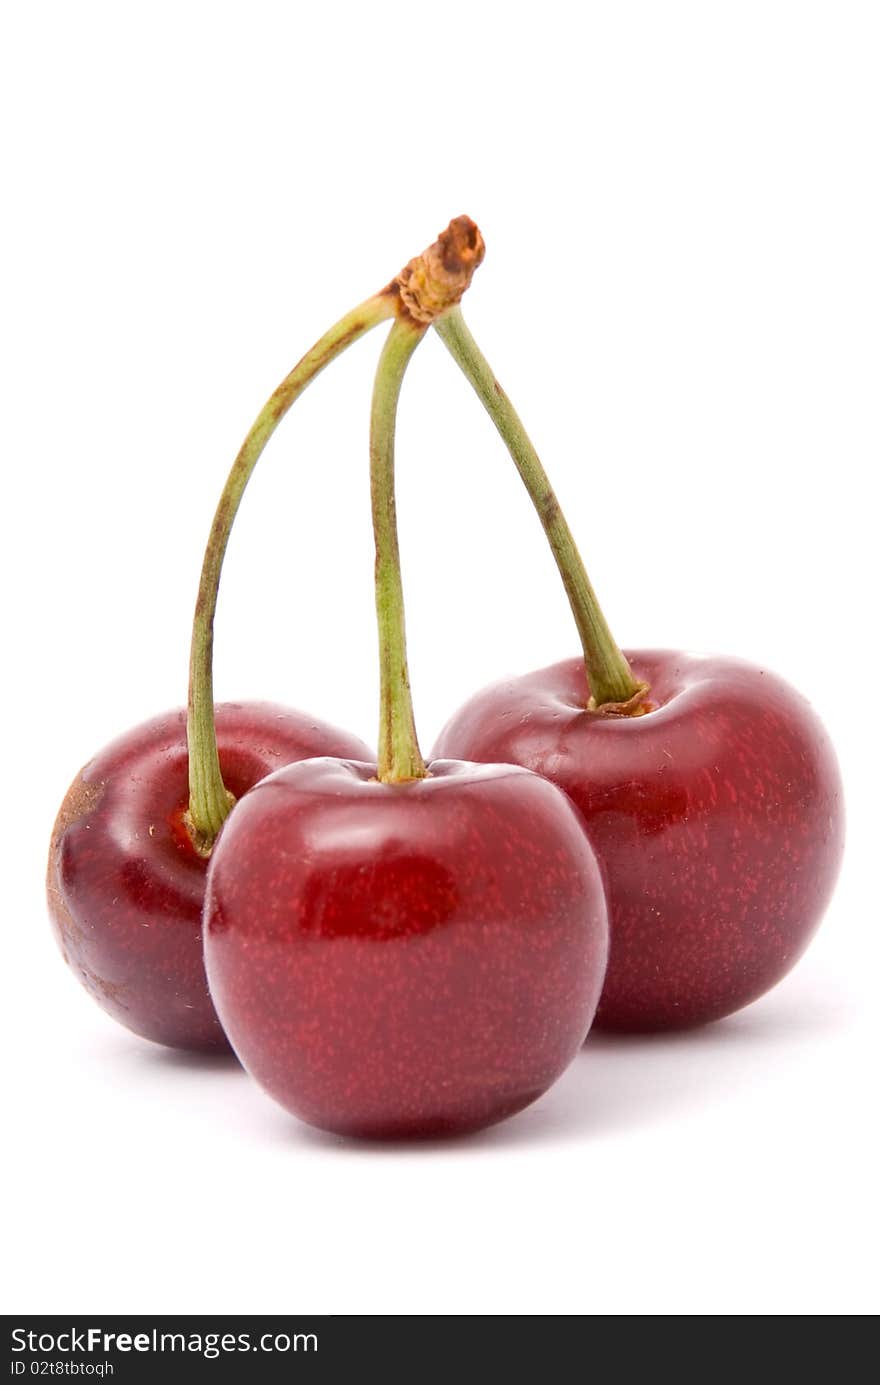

[587,683,652,716]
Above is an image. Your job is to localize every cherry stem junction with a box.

[433,306,645,710]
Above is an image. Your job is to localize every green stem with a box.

[434,305,645,709]
[186,292,395,850]
[371,318,429,783]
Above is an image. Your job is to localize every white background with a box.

[3,2,877,1316]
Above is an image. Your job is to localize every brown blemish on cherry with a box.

[47,773,106,959]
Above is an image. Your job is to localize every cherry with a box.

[429,307,844,1030]
[204,757,607,1135]
[433,653,843,1030]
[204,220,609,1136]
[48,704,370,1051]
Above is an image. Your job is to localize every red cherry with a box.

[47,703,371,1052]
[433,651,844,1031]
[203,757,608,1137]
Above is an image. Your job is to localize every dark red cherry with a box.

[433,651,844,1031]
[204,757,608,1136]
[47,703,372,1052]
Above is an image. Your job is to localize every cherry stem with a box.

[434,306,645,709]
[371,318,429,783]
[185,294,395,851]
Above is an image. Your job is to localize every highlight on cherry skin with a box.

[433,650,845,1032]
[203,757,609,1139]
[47,704,372,1052]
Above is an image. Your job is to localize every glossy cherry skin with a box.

[204,757,608,1138]
[432,651,844,1031]
[47,703,372,1052]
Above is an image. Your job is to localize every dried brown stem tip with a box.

[392,216,485,324]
